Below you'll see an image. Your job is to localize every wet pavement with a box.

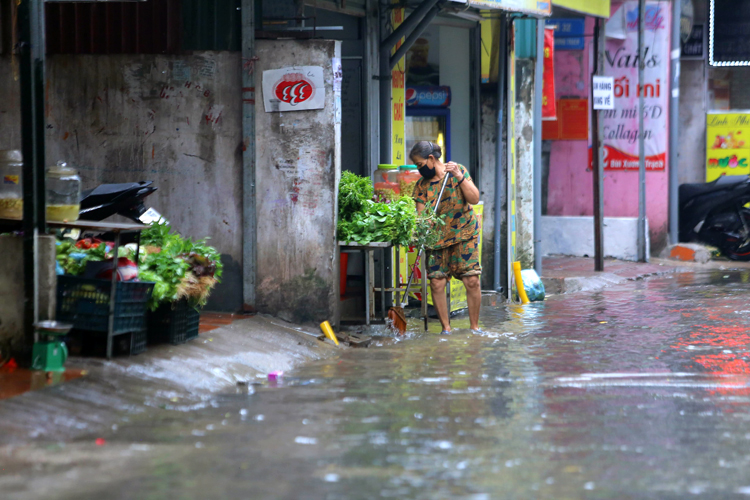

[6,270,750,499]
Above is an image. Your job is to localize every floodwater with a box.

[9,271,750,499]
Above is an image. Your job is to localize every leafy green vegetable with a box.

[337,172,444,248]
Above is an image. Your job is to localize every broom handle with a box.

[400,173,451,307]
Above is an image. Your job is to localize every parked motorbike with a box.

[79,181,164,224]
[679,175,750,260]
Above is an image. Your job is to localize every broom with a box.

[388,172,451,335]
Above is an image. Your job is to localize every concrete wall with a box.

[0,52,244,312]
[678,0,707,185]
[0,236,56,352]
[254,40,341,325]
[541,215,649,262]
[514,58,536,269]
[439,26,471,167]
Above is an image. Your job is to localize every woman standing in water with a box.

[410,141,482,334]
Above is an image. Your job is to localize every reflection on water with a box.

[28,272,750,499]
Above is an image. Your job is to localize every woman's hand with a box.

[444,161,463,180]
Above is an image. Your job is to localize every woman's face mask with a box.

[418,158,436,179]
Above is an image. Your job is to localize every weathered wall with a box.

[514,59,536,270]
[0,52,244,312]
[0,236,56,351]
[479,91,500,291]
[678,0,707,185]
[0,56,20,149]
[254,40,341,325]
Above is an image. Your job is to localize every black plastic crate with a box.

[69,329,147,357]
[57,276,154,334]
[147,300,201,345]
[130,329,147,355]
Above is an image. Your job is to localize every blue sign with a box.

[546,18,586,51]
[405,86,451,108]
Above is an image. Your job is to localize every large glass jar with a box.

[397,164,420,198]
[374,164,400,202]
[0,150,23,220]
[46,162,81,222]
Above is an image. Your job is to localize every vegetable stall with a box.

[337,171,442,326]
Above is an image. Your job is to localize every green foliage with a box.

[336,172,444,248]
[338,171,374,219]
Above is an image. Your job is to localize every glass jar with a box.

[0,150,23,220]
[374,164,400,202]
[397,164,420,197]
[46,162,81,222]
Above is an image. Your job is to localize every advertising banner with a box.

[551,0,610,18]
[262,66,325,113]
[599,1,671,171]
[392,4,406,164]
[706,112,750,181]
[468,0,550,16]
[542,27,557,120]
[405,86,451,108]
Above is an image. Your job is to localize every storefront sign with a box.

[392,3,406,164]
[551,0,610,18]
[592,76,614,110]
[542,28,557,119]
[681,24,705,60]
[600,1,670,171]
[706,112,750,181]
[262,66,325,113]
[468,0,550,16]
[546,18,585,50]
[406,86,451,108]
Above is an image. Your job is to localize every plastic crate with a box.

[147,300,201,345]
[130,329,147,355]
[56,276,154,334]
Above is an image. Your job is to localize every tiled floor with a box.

[0,364,86,401]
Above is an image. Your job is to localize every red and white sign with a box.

[542,27,557,120]
[262,66,325,113]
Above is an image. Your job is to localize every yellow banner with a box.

[706,113,750,181]
[551,0,610,18]
[469,0,550,16]
[392,5,406,164]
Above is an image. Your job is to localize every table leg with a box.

[107,232,120,359]
[364,249,370,326]
[368,250,375,322]
[380,248,386,319]
[421,253,428,331]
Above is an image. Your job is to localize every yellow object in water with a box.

[320,321,339,346]
[512,262,530,305]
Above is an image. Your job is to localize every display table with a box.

[338,242,428,329]
[1,218,148,358]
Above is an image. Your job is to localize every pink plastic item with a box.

[268,371,284,381]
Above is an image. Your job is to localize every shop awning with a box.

[466,0,551,16]
[551,0,611,18]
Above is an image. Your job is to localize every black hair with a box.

[409,140,442,162]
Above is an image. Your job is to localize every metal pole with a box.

[18,0,47,365]
[533,19,544,276]
[379,1,392,166]
[379,0,440,53]
[493,15,507,293]
[592,19,605,272]
[669,0,681,245]
[241,0,257,311]
[389,7,439,69]
[637,0,647,262]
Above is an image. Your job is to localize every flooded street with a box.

[7,270,750,499]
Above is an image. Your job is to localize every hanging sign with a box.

[391,3,406,164]
[546,18,586,50]
[592,76,615,110]
[543,27,557,120]
[467,0,550,16]
[599,1,670,171]
[262,66,325,113]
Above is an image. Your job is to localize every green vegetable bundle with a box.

[138,222,224,310]
[337,172,444,248]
